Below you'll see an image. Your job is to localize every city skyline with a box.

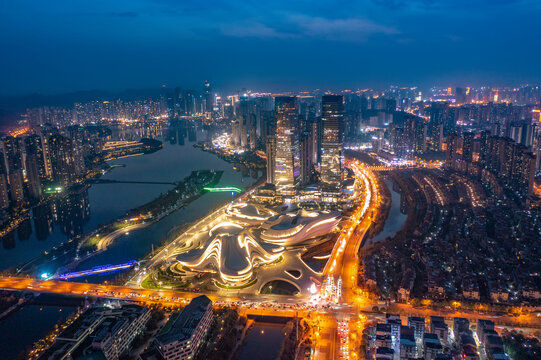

[0,1,540,359]
[1,1,541,95]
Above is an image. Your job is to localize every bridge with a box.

[53,261,137,281]
[88,179,178,185]
[203,186,243,193]
[0,276,539,330]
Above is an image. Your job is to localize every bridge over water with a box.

[88,179,178,185]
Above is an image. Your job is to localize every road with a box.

[1,160,540,360]
[315,160,380,359]
[96,223,148,251]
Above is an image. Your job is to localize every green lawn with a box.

[214,278,258,290]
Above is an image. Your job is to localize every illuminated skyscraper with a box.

[266,135,276,184]
[320,95,344,188]
[429,102,448,151]
[274,96,299,195]
[204,80,213,112]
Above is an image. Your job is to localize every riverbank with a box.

[13,170,223,278]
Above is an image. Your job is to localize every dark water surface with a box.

[0,135,256,271]
[0,304,76,359]
[370,178,408,243]
[0,131,257,358]
[237,324,286,360]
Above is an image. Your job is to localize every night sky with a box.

[1,0,540,95]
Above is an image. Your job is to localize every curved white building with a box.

[225,203,275,224]
[176,223,283,284]
[260,209,341,246]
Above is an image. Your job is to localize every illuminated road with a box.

[96,222,147,251]
[314,160,380,360]
[2,160,541,360]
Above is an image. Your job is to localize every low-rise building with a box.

[38,304,151,360]
[155,295,213,360]
[408,317,425,342]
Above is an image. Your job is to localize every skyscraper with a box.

[429,103,448,152]
[320,95,344,188]
[266,135,276,184]
[204,80,213,112]
[274,96,299,195]
[24,135,45,201]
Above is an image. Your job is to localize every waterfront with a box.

[0,304,76,359]
[0,133,257,272]
[0,130,259,357]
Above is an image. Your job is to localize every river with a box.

[0,130,256,272]
[368,178,408,244]
[0,128,258,357]
[0,304,77,359]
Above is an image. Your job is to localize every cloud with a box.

[218,13,397,41]
[220,22,293,39]
[289,15,398,40]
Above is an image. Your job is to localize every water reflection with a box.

[1,187,91,251]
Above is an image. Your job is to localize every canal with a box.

[368,178,408,244]
[237,324,286,360]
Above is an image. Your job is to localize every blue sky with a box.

[1,0,540,95]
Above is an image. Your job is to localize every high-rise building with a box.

[266,135,276,184]
[260,110,276,144]
[24,137,44,201]
[299,131,314,185]
[49,134,75,186]
[1,136,25,207]
[429,103,448,151]
[8,171,24,207]
[462,132,475,163]
[274,96,299,195]
[0,154,9,209]
[320,95,344,188]
[204,80,213,112]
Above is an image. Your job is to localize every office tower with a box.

[320,95,344,188]
[429,103,448,151]
[260,110,276,144]
[0,153,9,209]
[236,95,254,148]
[274,96,299,195]
[266,136,276,184]
[204,80,213,112]
[183,90,195,115]
[299,131,314,185]
[231,120,241,146]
